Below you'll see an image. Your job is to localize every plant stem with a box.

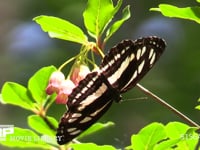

[58,56,77,71]
[136,83,200,127]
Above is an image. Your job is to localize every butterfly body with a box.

[57,36,166,145]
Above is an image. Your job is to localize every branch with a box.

[136,83,200,127]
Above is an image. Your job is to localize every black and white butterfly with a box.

[56,36,166,145]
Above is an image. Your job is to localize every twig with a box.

[136,83,200,127]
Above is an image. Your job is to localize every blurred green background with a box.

[0,0,200,149]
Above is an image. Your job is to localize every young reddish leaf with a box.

[34,15,88,44]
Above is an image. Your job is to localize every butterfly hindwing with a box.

[57,36,166,144]
[100,36,166,92]
[57,72,121,144]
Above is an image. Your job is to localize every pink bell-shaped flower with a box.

[46,71,65,95]
[70,64,90,86]
[55,79,76,104]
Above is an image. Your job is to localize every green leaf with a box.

[154,138,181,150]
[195,98,200,110]
[165,122,198,150]
[78,121,114,139]
[71,143,116,150]
[195,105,200,110]
[28,115,58,136]
[131,122,166,150]
[105,5,130,42]
[0,94,3,103]
[197,0,200,3]
[150,4,200,24]
[34,15,88,44]
[165,122,192,139]
[28,65,56,104]
[0,127,51,149]
[1,82,35,111]
[83,0,123,38]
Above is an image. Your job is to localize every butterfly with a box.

[56,36,166,144]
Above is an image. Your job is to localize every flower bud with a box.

[55,79,76,104]
[46,71,65,95]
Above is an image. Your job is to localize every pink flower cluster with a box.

[46,65,90,104]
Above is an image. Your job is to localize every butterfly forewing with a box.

[57,36,166,144]
[57,72,121,145]
[100,36,166,93]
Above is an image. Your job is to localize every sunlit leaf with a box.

[1,82,35,111]
[105,5,130,42]
[195,105,200,110]
[78,121,114,139]
[28,66,56,104]
[0,127,51,149]
[165,122,198,150]
[154,138,181,150]
[0,94,2,103]
[28,115,58,136]
[150,4,200,24]
[131,122,166,150]
[71,143,116,150]
[34,15,88,44]
[195,98,200,110]
[83,0,123,38]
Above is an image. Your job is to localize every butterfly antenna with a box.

[122,97,148,102]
